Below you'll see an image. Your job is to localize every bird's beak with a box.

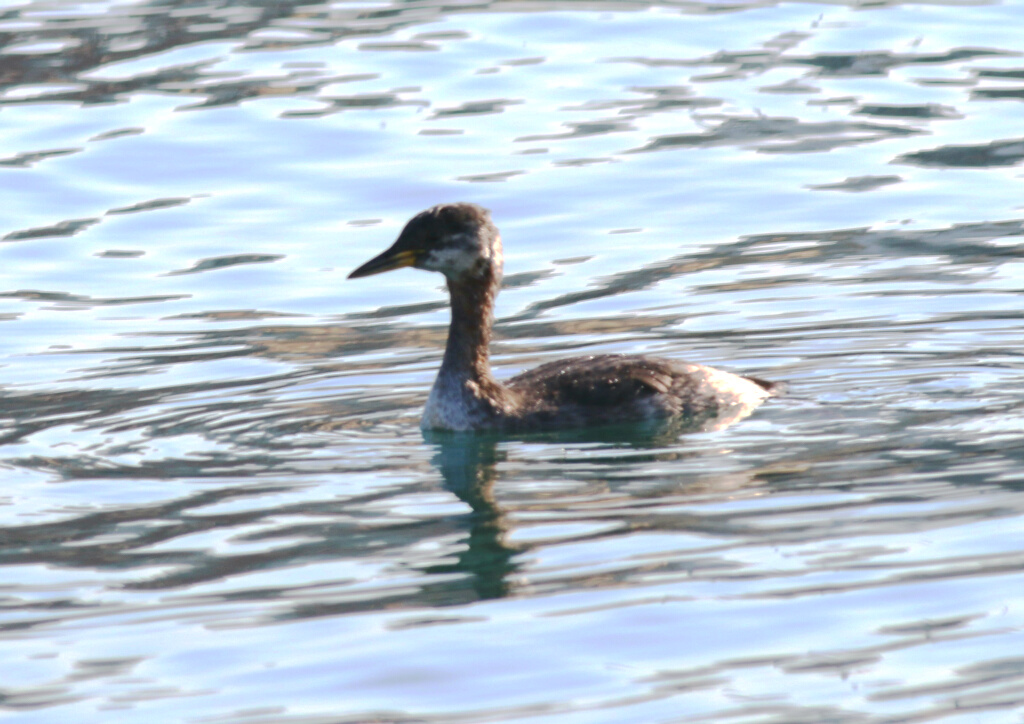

[348,246,418,279]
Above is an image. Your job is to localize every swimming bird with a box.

[349,203,777,432]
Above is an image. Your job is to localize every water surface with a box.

[2,0,1024,721]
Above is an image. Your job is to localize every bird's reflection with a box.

[423,430,518,599]
[421,404,766,600]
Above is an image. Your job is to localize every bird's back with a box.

[505,353,773,430]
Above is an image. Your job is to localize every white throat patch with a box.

[424,246,480,277]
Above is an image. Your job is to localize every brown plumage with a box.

[349,203,778,432]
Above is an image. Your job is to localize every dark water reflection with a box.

[3,0,1024,720]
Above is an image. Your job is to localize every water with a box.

[2,0,1024,721]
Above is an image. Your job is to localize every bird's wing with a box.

[506,354,682,407]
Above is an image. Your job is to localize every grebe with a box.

[349,203,778,432]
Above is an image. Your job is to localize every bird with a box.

[348,203,778,432]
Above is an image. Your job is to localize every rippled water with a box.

[3,0,1024,721]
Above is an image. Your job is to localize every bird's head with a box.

[349,203,502,282]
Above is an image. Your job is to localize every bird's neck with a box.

[441,267,501,385]
[422,263,520,431]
